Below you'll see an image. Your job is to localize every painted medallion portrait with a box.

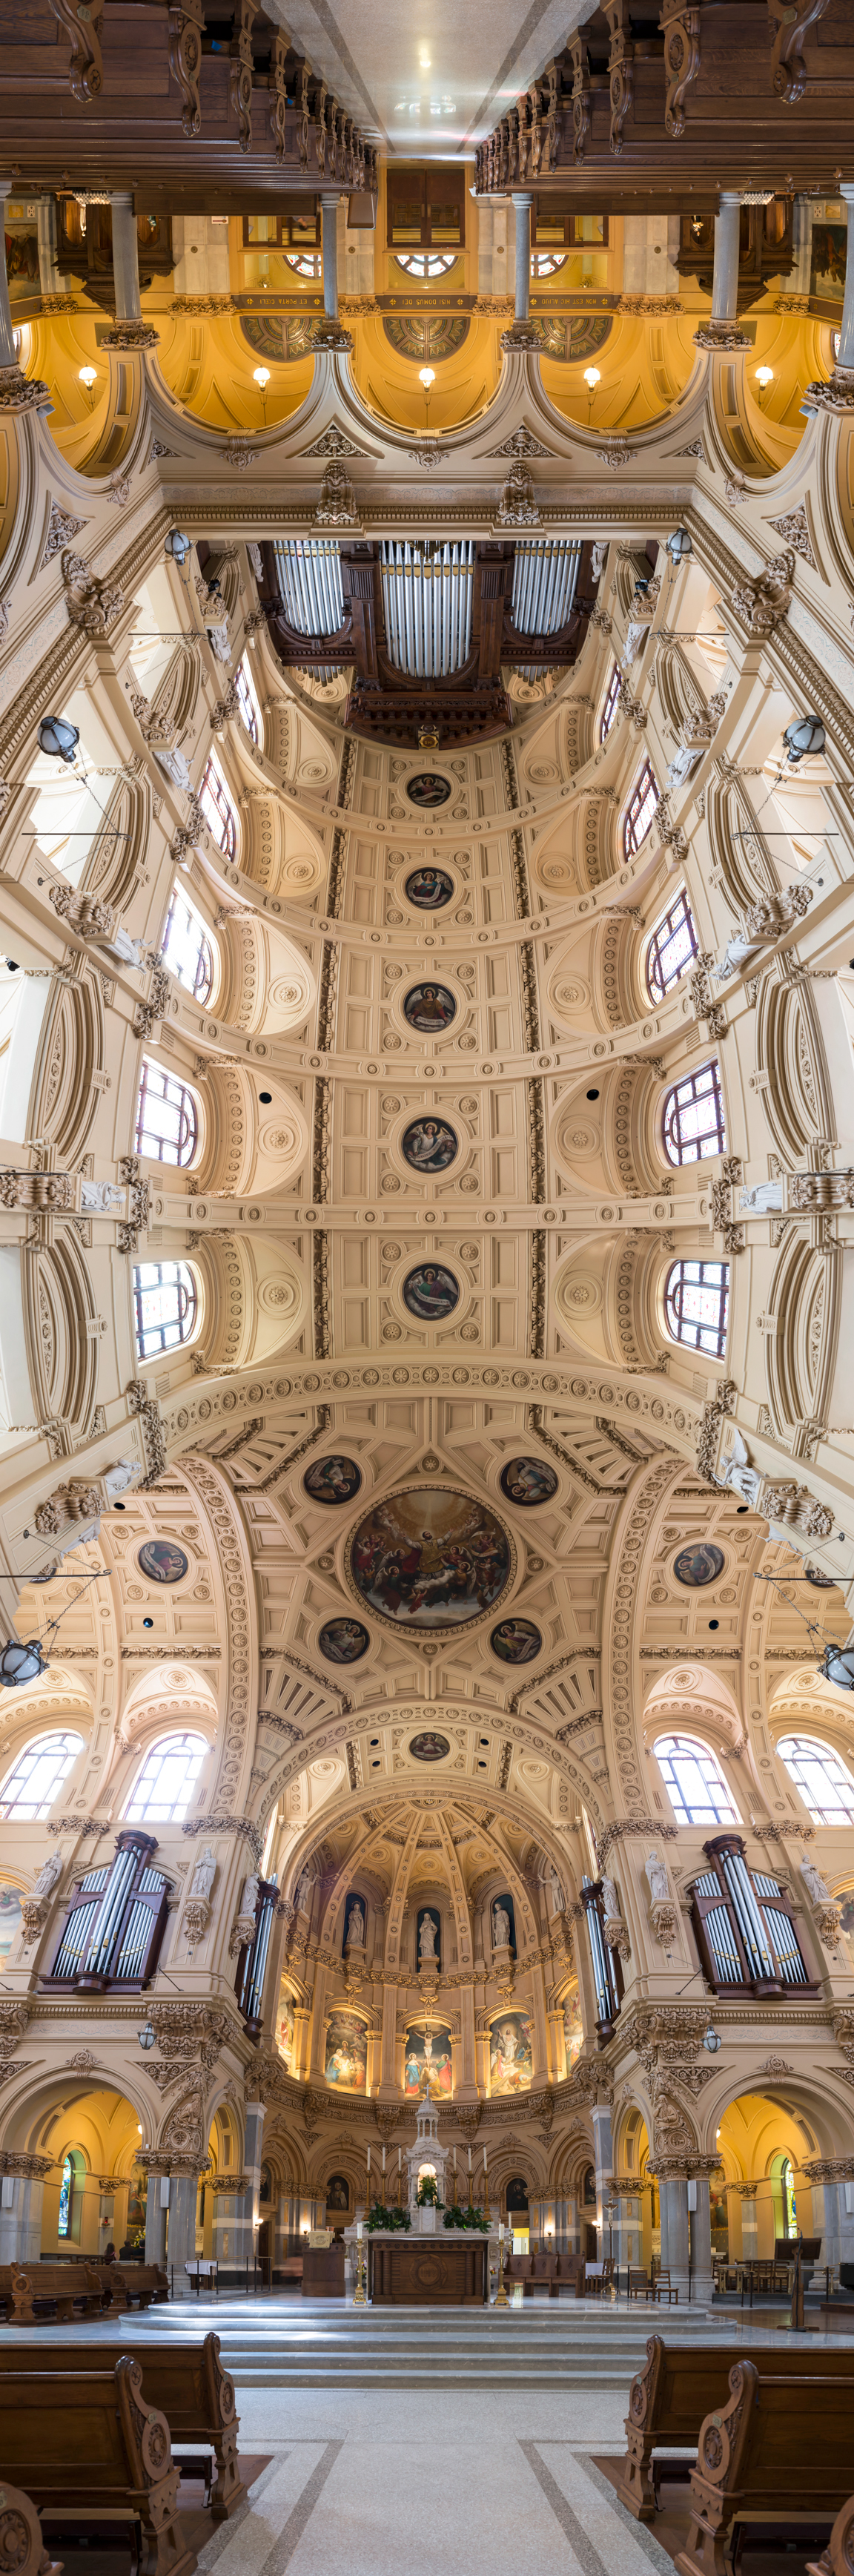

[405,772,452,808]
[410,1730,451,1762]
[319,1615,371,1664]
[348,1485,512,1633]
[405,866,454,910]
[136,1538,189,1585]
[489,2011,534,2096]
[303,1455,362,1506]
[490,1617,542,1665]
[499,1457,559,1508]
[404,2024,454,2098]
[401,1117,458,1176]
[672,1543,725,1588]
[324,2012,368,2091]
[403,982,457,1034]
[403,1262,460,1321]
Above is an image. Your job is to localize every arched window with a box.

[124,1730,208,1825]
[664,1258,729,1358]
[600,662,621,742]
[776,1734,854,1827]
[623,758,660,857]
[395,251,457,278]
[285,251,322,278]
[531,251,566,278]
[58,2149,85,2241]
[235,653,261,745]
[0,1729,84,1821]
[161,881,214,1004]
[663,1059,726,1166]
[135,1060,199,1168]
[198,754,236,859]
[654,1733,740,1827]
[646,889,698,999]
[133,1260,198,1360]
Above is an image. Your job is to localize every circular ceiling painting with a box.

[403,982,457,1032]
[491,1617,542,1664]
[319,1616,371,1664]
[410,1730,451,1761]
[137,1539,189,1585]
[499,1457,558,1507]
[402,1117,458,1175]
[303,1455,362,1505]
[403,1262,460,1320]
[405,772,452,809]
[406,865,454,909]
[673,1543,725,1588]
[347,1484,514,1633]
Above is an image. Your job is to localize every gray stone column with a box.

[512,191,534,320]
[790,194,813,298]
[689,2175,714,2306]
[658,2170,690,2299]
[805,183,854,407]
[591,2104,613,2250]
[144,2173,169,2267]
[0,179,51,408]
[37,197,68,299]
[321,192,341,317]
[694,190,750,352]
[103,189,158,351]
[167,2173,201,2290]
[0,2159,49,2263]
[236,2099,266,2274]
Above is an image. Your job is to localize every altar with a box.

[368,2233,489,2305]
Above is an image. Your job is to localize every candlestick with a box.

[354,2216,366,2307]
[494,2215,509,2307]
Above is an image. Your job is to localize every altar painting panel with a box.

[276,1984,295,2068]
[404,2025,454,2098]
[563,1981,583,2072]
[489,2011,534,2095]
[325,2012,368,2090]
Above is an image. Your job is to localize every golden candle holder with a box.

[494,2236,509,2307]
[354,2230,367,2306]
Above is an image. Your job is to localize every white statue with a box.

[81,1181,125,1213]
[601,1872,620,1924]
[716,1427,764,1509]
[153,742,193,793]
[346,1900,365,1947]
[32,1851,63,1900]
[591,541,609,581]
[645,1850,671,1905]
[294,1869,312,1913]
[801,1853,832,1906]
[241,1871,260,1919]
[104,1459,141,1501]
[550,1868,566,1914]
[739,1183,784,1214]
[419,1911,438,1960]
[190,1846,216,1903]
[492,1900,511,1949]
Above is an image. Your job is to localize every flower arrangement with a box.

[416,2176,443,2208]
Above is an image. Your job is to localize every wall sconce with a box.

[253,366,271,424]
[755,365,773,406]
[79,365,97,406]
[418,364,435,429]
[583,364,600,422]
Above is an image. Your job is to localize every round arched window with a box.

[776,1734,854,1827]
[124,1731,208,1825]
[663,1060,726,1166]
[664,1259,729,1358]
[132,1260,198,1360]
[0,1730,84,1820]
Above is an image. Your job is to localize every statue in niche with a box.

[492,1899,511,1949]
[189,1847,216,1903]
[80,1181,125,1212]
[32,1851,63,1900]
[550,1868,566,1914]
[241,1871,260,1920]
[600,1873,620,1924]
[419,1911,438,1961]
[346,1900,365,1947]
[645,1850,671,1904]
[294,1870,312,1913]
[801,1853,831,1905]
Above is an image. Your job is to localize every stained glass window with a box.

[125,1731,208,1824]
[161,881,214,1003]
[664,1258,729,1358]
[58,2153,73,2237]
[135,1061,199,1167]
[600,663,621,742]
[133,1261,198,1360]
[646,889,698,999]
[623,758,660,857]
[198,754,236,859]
[0,1730,84,1821]
[655,1733,739,1826]
[235,653,261,745]
[663,1060,726,1165]
[776,1734,854,1828]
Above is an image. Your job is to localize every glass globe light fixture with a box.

[79,365,97,406]
[666,527,693,561]
[37,715,79,764]
[0,1636,49,1687]
[165,527,191,567]
[821,1642,854,1692]
[137,2020,156,2050]
[703,2022,721,2052]
[755,365,774,405]
[783,715,826,764]
[419,366,436,390]
[583,366,600,389]
[253,366,271,389]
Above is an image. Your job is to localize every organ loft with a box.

[0,1,853,2561]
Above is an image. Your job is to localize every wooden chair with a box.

[0,2330,245,2524]
[0,2479,62,2576]
[585,2260,606,2293]
[627,2266,649,2299]
[674,2362,854,2576]
[616,2336,854,2521]
[651,2266,679,2305]
[0,2357,197,2576]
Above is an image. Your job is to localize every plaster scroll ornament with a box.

[314,458,360,527]
[419,1911,438,1960]
[492,1900,512,1949]
[497,460,540,527]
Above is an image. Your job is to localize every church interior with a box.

[2,1,854,2569]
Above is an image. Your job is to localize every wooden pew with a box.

[807,2488,854,2576]
[0,2265,104,2325]
[0,2478,62,2576]
[87,2261,169,2313]
[0,2333,245,2525]
[618,2336,854,2521]
[0,2357,196,2576]
[673,2363,854,2576]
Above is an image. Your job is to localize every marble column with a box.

[566,2189,580,2254]
[0,2159,49,2262]
[236,2101,265,2273]
[167,2173,201,2290]
[689,2175,715,2306]
[311,194,352,352]
[739,2181,759,2264]
[500,193,538,353]
[103,191,159,350]
[591,2104,613,2250]
[694,190,750,351]
[529,1961,549,2085]
[0,179,51,409]
[145,2172,169,2267]
[805,189,854,408]
[658,2170,690,2300]
[37,197,69,300]
[547,2008,566,2084]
